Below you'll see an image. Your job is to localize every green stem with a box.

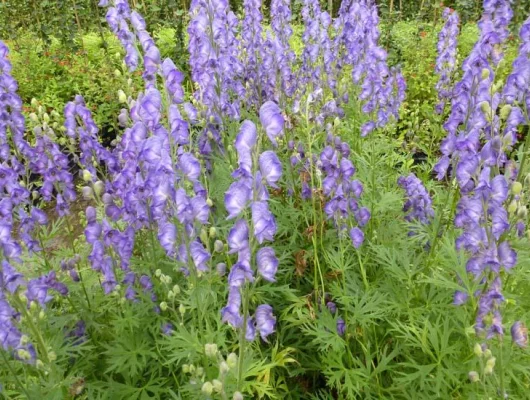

[12,296,49,364]
[498,339,505,398]
[0,349,30,398]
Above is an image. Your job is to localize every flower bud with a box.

[486,357,496,369]
[205,343,218,358]
[94,181,105,196]
[214,240,224,253]
[473,343,483,358]
[201,382,213,395]
[233,391,244,400]
[212,379,223,393]
[38,105,43,114]
[468,371,480,383]
[155,269,162,277]
[31,98,39,107]
[127,78,133,87]
[168,290,175,300]
[227,353,238,369]
[179,304,186,315]
[32,190,40,200]
[118,90,127,104]
[206,198,213,207]
[500,104,512,120]
[29,113,39,123]
[19,293,27,304]
[182,364,190,373]
[508,200,518,214]
[209,227,217,238]
[480,101,491,116]
[481,68,490,80]
[219,361,229,374]
[48,351,57,362]
[196,367,204,376]
[82,170,92,182]
[17,349,31,360]
[82,186,94,200]
[30,301,38,312]
[160,302,168,311]
[517,206,527,220]
[43,113,50,123]
[189,365,195,374]
[484,365,493,375]
[200,227,208,245]
[20,335,29,346]
[114,69,122,77]
[216,263,227,276]
[173,284,181,294]
[512,181,523,195]
[36,360,44,369]
[39,310,45,320]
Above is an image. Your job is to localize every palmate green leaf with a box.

[102,333,157,377]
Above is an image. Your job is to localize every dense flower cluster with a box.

[319,132,369,248]
[397,173,435,226]
[435,8,460,114]
[435,1,529,342]
[221,102,284,341]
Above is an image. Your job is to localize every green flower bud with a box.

[481,68,490,80]
[480,101,491,116]
[94,181,105,196]
[18,293,27,304]
[200,227,208,246]
[173,284,181,295]
[82,170,92,182]
[500,104,512,120]
[233,391,244,400]
[48,351,57,362]
[118,90,127,104]
[43,113,50,123]
[474,343,483,358]
[179,304,186,315]
[484,365,493,375]
[31,98,39,107]
[160,302,168,311]
[20,335,29,346]
[17,349,31,360]
[155,269,162,277]
[512,181,523,195]
[127,78,133,87]
[219,361,229,374]
[114,69,122,77]
[204,343,218,358]
[29,113,39,123]
[182,364,190,373]
[167,290,175,300]
[201,382,213,395]
[206,198,213,207]
[486,357,496,369]
[38,105,43,114]
[209,226,217,238]
[36,360,44,369]
[32,190,40,200]
[508,200,518,214]
[517,206,527,219]
[212,379,223,393]
[189,365,196,374]
[29,301,38,311]
[196,367,204,376]
[227,353,238,369]
[468,371,480,383]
